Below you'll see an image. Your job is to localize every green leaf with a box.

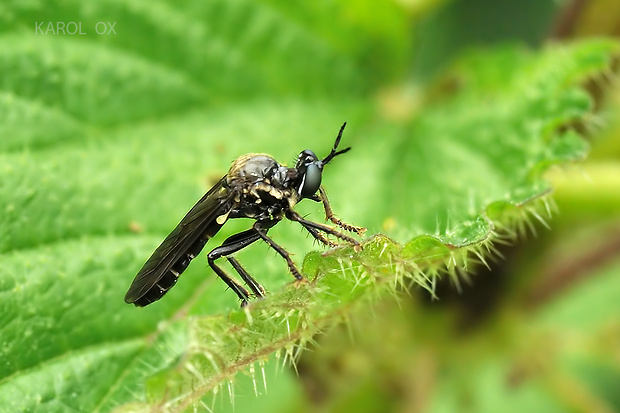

[0,1,617,411]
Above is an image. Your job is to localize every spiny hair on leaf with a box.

[396,194,557,298]
[244,361,268,397]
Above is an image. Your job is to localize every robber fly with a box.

[124,123,365,307]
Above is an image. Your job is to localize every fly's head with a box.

[294,122,351,199]
[295,149,321,197]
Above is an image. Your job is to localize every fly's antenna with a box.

[321,122,351,166]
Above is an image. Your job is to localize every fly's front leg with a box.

[298,221,339,248]
[318,186,366,236]
[286,209,361,250]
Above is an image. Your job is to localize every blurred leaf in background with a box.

[0,0,619,412]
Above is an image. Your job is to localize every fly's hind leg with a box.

[207,228,266,306]
[227,256,265,298]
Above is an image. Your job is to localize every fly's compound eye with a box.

[296,150,318,169]
[300,162,322,197]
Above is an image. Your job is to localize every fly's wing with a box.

[124,176,235,304]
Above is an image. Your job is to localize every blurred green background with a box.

[1,0,619,412]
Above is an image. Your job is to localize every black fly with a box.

[125,123,365,307]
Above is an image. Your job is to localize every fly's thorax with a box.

[227,154,278,185]
[226,153,301,220]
